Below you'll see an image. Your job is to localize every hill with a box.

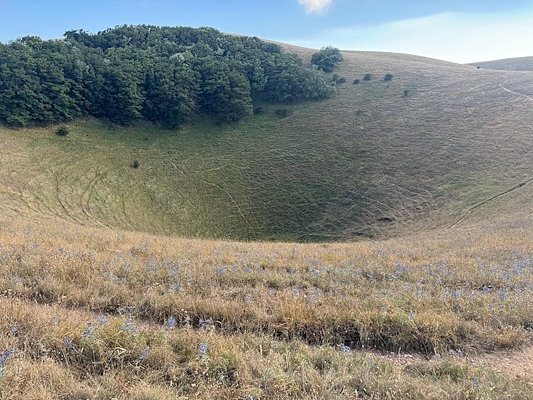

[2,30,533,399]
[470,56,533,71]
[2,43,533,241]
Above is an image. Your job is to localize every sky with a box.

[1,0,533,63]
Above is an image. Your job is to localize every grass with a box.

[1,212,533,398]
[2,49,533,242]
[470,56,533,71]
[2,45,533,398]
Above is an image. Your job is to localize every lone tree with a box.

[311,46,343,72]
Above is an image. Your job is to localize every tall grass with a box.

[0,213,532,398]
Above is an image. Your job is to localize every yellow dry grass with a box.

[0,210,532,398]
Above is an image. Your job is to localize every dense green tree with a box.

[143,59,200,127]
[311,46,343,72]
[0,25,338,127]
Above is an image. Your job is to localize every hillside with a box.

[470,56,533,71]
[2,43,533,241]
[2,34,533,398]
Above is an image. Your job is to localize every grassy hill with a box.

[2,42,533,399]
[470,56,533,71]
[2,47,533,242]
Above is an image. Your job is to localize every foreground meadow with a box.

[0,213,532,399]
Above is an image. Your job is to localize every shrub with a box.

[311,46,343,72]
[275,109,289,118]
[132,160,140,168]
[403,89,409,97]
[56,126,70,136]
[353,79,360,85]
[332,74,346,84]
[253,106,264,115]
[363,74,372,81]
[384,74,393,81]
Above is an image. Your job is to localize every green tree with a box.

[311,46,343,73]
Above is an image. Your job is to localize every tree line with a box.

[0,25,338,127]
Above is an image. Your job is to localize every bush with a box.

[332,74,346,84]
[353,79,360,85]
[403,89,409,97]
[311,46,343,72]
[275,109,289,118]
[56,126,70,136]
[384,74,393,81]
[132,160,140,168]
[253,106,264,115]
[363,74,372,81]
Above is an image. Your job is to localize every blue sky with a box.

[1,0,533,63]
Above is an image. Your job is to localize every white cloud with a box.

[287,9,533,63]
[298,0,332,14]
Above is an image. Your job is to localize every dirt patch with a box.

[472,347,533,381]
[368,346,533,381]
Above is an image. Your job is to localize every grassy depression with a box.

[3,48,533,241]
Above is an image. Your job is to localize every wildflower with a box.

[10,327,17,337]
[199,318,213,329]
[338,343,351,356]
[0,349,14,367]
[96,315,108,326]
[199,343,208,359]
[119,318,138,334]
[139,347,149,361]
[12,277,21,284]
[63,337,73,349]
[165,317,176,331]
[432,354,441,361]
[52,315,59,326]
[82,321,94,339]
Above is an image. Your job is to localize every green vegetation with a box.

[384,73,393,81]
[1,36,533,399]
[363,73,372,81]
[0,25,337,127]
[2,45,533,243]
[311,46,343,72]
[56,126,69,136]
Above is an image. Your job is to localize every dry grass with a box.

[0,212,533,398]
[470,56,533,71]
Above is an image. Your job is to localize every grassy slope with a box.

[2,48,533,242]
[1,211,533,399]
[470,56,533,71]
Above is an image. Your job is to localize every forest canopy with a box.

[0,25,338,127]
